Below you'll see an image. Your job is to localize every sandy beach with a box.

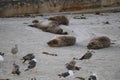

[0,12,120,80]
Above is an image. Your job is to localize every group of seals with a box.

[47,35,111,49]
[29,15,69,35]
[29,16,111,49]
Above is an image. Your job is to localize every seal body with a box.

[31,20,67,34]
[48,16,69,25]
[87,36,111,49]
[47,35,76,47]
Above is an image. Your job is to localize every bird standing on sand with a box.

[0,54,4,62]
[0,52,5,56]
[11,44,18,59]
[0,52,4,67]
[11,63,21,75]
[79,50,94,60]
[25,58,37,71]
[0,52,4,62]
[88,72,97,80]
[21,53,35,63]
[58,70,74,78]
[65,59,81,71]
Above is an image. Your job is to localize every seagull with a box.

[58,70,74,78]
[0,52,4,67]
[11,62,21,75]
[21,53,35,63]
[11,44,18,58]
[0,54,4,62]
[79,50,94,60]
[0,52,4,62]
[0,52,5,56]
[88,72,97,80]
[25,59,37,71]
[65,59,81,71]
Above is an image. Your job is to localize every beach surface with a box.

[0,12,120,80]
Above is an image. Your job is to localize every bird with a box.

[0,52,4,62]
[58,70,74,78]
[88,72,97,80]
[65,59,81,71]
[79,50,94,60]
[21,53,35,63]
[0,52,5,56]
[25,58,37,71]
[0,53,4,67]
[11,62,21,75]
[11,44,18,58]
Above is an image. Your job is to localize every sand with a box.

[0,12,120,80]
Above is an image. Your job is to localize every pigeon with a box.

[58,70,74,78]
[65,59,81,70]
[88,72,97,80]
[11,63,21,75]
[79,50,94,60]
[25,59,37,71]
[21,53,35,63]
[11,44,18,58]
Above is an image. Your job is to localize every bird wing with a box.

[80,53,92,60]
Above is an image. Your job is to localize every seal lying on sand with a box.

[47,35,76,47]
[48,16,69,25]
[87,36,111,49]
[29,20,68,34]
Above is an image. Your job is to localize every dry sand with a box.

[0,12,120,80]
